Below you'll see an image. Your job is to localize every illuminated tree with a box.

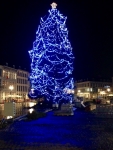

[28,3,74,103]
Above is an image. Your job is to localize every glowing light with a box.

[7,116,13,119]
[100,91,106,94]
[106,100,110,104]
[28,5,74,103]
[51,2,57,9]
[9,85,14,91]
[31,89,34,94]
[87,88,89,92]
[29,102,36,107]
[107,88,110,92]
[29,108,34,114]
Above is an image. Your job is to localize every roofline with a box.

[0,65,29,73]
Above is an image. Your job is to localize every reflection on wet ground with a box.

[0,111,113,150]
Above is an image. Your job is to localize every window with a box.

[0,69,2,76]
[25,86,27,92]
[19,86,20,91]
[0,79,1,85]
[23,86,24,91]
[14,73,16,79]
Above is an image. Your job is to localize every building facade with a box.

[17,69,29,102]
[0,65,30,103]
[75,80,112,101]
[3,101,37,119]
[0,65,17,103]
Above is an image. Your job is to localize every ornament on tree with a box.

[28,3,75,103]
[51,2,57,9]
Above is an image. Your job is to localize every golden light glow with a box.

[51,2,57,9]
[107,88,110,92]
[9,85,14,91]
[29,102,36,107]
[100,91,106,94]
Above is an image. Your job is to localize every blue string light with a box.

[28,6,75,103]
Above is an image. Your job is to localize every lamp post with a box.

[9,85,14,101]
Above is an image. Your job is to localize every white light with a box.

[9,85,14,91]
[29,108,34,114]
[71,90,74,94]
[78,90,81,93]
[64,88,74,94]
[100,91,106,94]
[51,2,57,9]
[67,89,71,94]
[29,102,36,107]
[106,100,110,104]
[107,88,110,92]
[31,89,34,94]
[7,116,13,119]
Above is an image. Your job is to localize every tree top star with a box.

[51,2,57,9]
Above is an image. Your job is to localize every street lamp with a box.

[9,85,14,100]
[107,88,110,92]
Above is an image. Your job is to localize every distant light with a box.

[7,116,13,119]
[71,90,75,94]
[100,91,106,94]
[51,2,57,9]
[31,89,34,94]
[107,88,110,92]
[87,88,89,92]
[29,108,34,114]
[9,85,14,91]
[29,102,36,107]
[106,100,110,104]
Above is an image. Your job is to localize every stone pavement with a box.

[0,141,81,150]
[0,111,113,150]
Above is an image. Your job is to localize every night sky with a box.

[0,0,113,80]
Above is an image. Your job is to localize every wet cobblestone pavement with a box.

[0,111,113,150]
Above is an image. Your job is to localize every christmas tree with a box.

[28,3,74,104]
